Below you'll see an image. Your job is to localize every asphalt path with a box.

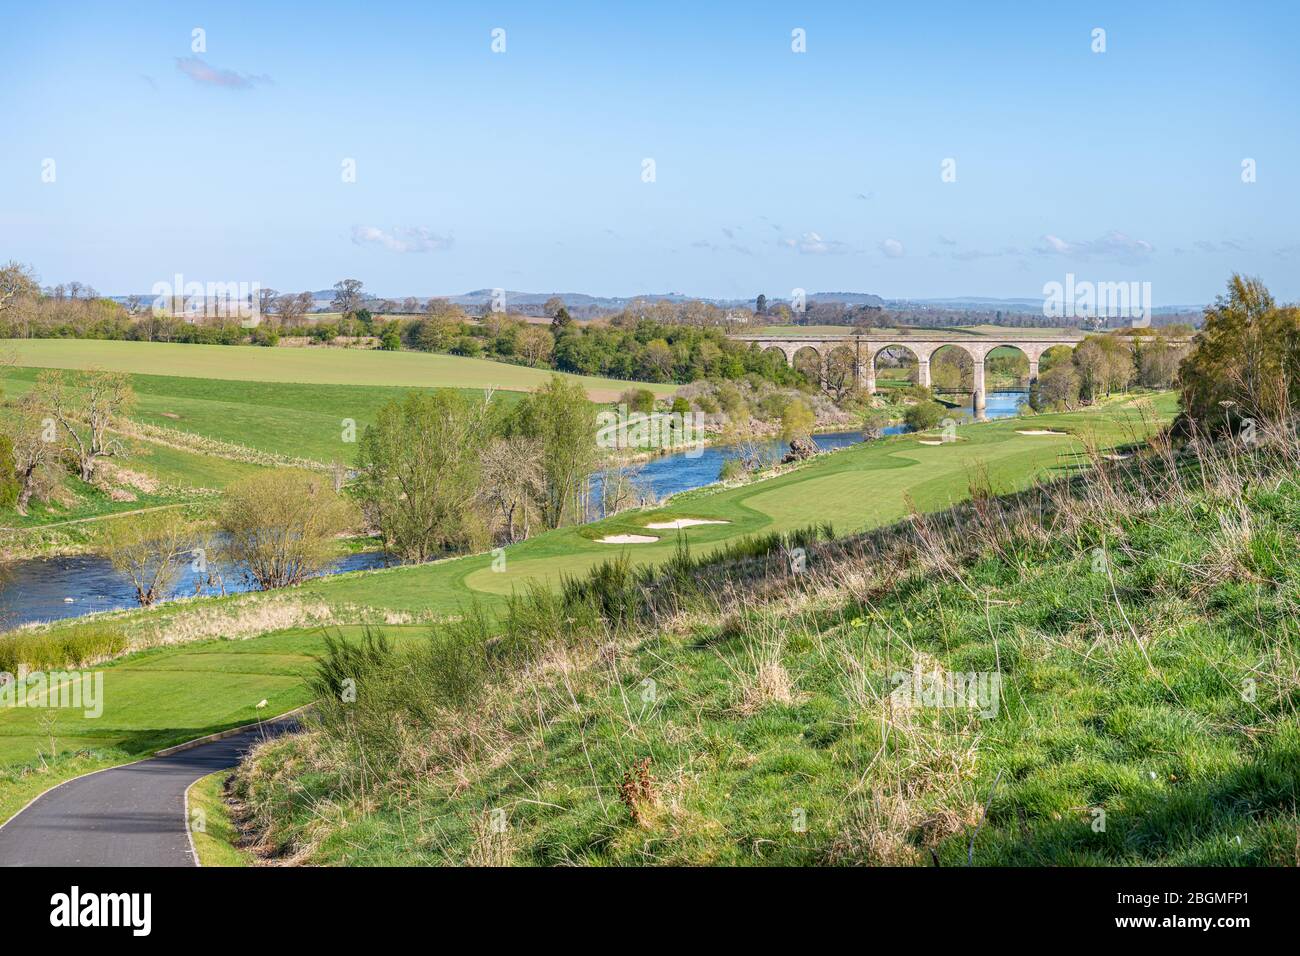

[0,717,296,867]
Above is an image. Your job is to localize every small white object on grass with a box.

[256,699,268,709]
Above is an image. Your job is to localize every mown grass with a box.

[2,366,522,466]
[229,425,1300,866]
[0,626,420,781]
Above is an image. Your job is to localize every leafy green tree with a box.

[1178,275,1300,432]
[780,398,815,442]
[904,400,946,431]
[354,391,491,561]
[508,377,599,528]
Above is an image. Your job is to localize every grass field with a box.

[2,366,522,467]
[2,339,676,401]
[0,393,1175,791]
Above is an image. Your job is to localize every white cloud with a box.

[782,231,850,255]
[1038,230,1153,263]
[880,238,905,258]
[350,225,454,254]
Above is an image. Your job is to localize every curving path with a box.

[0,717,296,867]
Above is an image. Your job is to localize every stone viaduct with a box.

[729,332,1087,415]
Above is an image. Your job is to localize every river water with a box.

[0,391,1027,629]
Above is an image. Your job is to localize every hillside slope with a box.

[231,430,1300,865]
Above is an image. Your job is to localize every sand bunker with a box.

[1016,429,1067,436]
[644,518,729,530]
[916,439,945,446]
[1103,453,1132,461]
[597,534,659,544]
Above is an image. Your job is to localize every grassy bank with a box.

[230,426,1300,865]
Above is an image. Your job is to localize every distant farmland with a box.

[2,339,677,401]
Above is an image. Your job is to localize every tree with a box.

[517,325,554,366]
[780,398,815,442]
[543,296,566,319]
[0,261,40,317]
[0,433,18,509]
[508,377,599,529]
[755,294,767,315]
[37,368,135,482]
[550,307,575,337]
[861,407,892,440]
[5,395,61,514]
[1178,275,1300,432]
[219,469,355,590]
[257,287,279,323]
[354,391,491,561]
[619,388,656,414]
[1073,336,1134,401]
[1034,363,1080,410]
[478,436,545,543]
[379,324,401,350]
[99,511,196,606]
[904,400,946,431]
[332,279,365,315]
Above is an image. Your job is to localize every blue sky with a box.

[1,0,1297,304]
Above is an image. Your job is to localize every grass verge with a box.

[187,771,252,867]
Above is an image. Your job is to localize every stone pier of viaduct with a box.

[729,332,1087,415]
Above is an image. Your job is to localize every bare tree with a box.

[99,511,196,606]
[257,287,279,321]
[7,395,61,514]
[0,261,40,316]
[332,279,364,315]
[37,368,136,482]
[479,436,544,543]
[276,291,312,326]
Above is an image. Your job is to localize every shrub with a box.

[861,408,893,441]
[618,388,656,415]
[904,400,946,432]
[0,624,128,673]
[719,457,748,482]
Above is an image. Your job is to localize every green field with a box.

[1,366,522,467]
[2,339,676,402]
[0,393,1174,792]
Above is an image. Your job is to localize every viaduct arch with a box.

[742,331,1087,416]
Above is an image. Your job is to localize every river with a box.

[0,391,1027,629]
